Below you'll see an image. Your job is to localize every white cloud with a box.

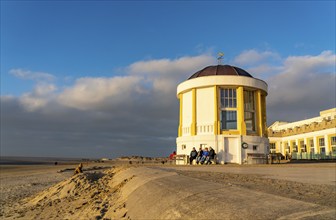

[57,54,215,110]
[128,55,215,93]
[246,64,283,78]
[266,50,335,122]
[281,50,335,76]
[10,54,214,113]
[33,83,57,96]
[19,83,57,111]
[20,94,48,111]
[10,69,56,82]
[233,49,280,66]
[58,76,143,110]
[128,54,214,76]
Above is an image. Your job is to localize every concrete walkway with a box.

[112,166,335,219]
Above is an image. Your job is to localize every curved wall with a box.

[177,75,268,96]
[176,75,269,164]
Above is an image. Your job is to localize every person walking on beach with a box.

[189,147,197,165]
[196,147,203,164]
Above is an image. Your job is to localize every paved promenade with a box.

[161,163,336,185]
[112,164,336,219]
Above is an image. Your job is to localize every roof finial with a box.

[217,52,224,65]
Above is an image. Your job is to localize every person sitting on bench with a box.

[200,147,209,164]
[206,147,216,164]
[196,147,203,164]
[189,147,197,165]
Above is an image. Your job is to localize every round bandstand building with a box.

[176,65,269,164]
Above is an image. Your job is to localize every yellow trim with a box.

[191,89,196,136]
[306,138,312,153]
[320,108,336,115]
[313,136,318,154]
[221,130,240,135]
[290,140,296,153]
[261,93,267,137]
[269,142,276,152]
[316,135,325,147]
[298,138,304,153]
[327,133,336,153]
[213,86,219,135]
[284,141,290,153]
[237,86,246,135]
[316,135,325,153]
[256,90,263,137]
[178,93,183,137]
[276,142,280,153]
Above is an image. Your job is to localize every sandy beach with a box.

[0,161,335,219]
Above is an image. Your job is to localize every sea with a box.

[0,156,94,165]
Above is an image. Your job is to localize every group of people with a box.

[189,147,216,165]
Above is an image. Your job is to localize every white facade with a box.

[268,108,336,158]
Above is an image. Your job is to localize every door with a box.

[224,137,238,163]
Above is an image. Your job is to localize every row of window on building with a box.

[270,136,336,155]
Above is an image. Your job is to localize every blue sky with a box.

[2,1,334,94]
[1,1,335,158]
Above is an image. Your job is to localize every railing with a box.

[182,124,214,136]
[291,152,336,160]
[182,126,191,136]
[197,124,214,134]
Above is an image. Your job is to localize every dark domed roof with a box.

[188,65,253,80]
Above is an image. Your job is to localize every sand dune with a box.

[20,167,129,220]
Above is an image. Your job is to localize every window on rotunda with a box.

[220,88,237,130]
[244,90,256,133]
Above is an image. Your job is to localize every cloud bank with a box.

[1,51,335,158]
[1,54,215,158]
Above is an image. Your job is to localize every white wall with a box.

[196,87,214,135]
[182,91,192,136]
[270,108,336,131]
[176,135,269,164]
[269,127,335,155]
[177,75,268,96]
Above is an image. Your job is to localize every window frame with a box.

[331,136,336,145]
[319,138,325,147]
[243,89,256,134]
[219,88,238,131]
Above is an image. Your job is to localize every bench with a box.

[247,153,267,164]
[174,154,189,165]
[191,156,218,165]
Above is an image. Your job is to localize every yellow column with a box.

[256,90,263,137]
[261,94,267,137]
[213,86,219,135]
[324,134,330,155]
[290,140,294,153]
[328,134,335,155]
[191,88,196,136]
[178,93,183,137]
[237,87,246,135]
[313,136,318,153]
[305,138,310,153]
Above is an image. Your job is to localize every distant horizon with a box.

[0,154,169,160]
